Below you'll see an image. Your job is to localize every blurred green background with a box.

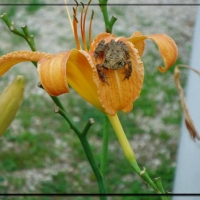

[0,0,197,199]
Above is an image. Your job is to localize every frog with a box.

[94,39,132,84]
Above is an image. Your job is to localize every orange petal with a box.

[147,34,178,73]
[0,50,53,76]
[38,51,71,96]
[37,49,104,112]
[66,49,103,112]
[90,32,115,52]
[127,32,178,73]
[127,31,146,57]
[91,38,144,116]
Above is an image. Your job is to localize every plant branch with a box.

[1,13,36,51]
[98,0,117,33]
[54,106,107,197]
[100,115,109,178]
[1,14,107,198]
[82,118,95,137]
[107,114,169,195]
[54,106,81,134]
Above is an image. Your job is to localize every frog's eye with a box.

[104,59,108,63]
[117,61,123,67]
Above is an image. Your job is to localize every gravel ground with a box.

[0,0,199,194]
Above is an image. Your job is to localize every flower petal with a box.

[0,50,53,76]
[66,49,103,111]
[91,38,144,116]
[147,34,178,73]
[38,51,71,96]
[127,32,178,73]
[127,31,146,57]
[38,49,104,112]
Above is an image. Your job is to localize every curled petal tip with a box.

[148,34,178,72]
[158,65,168,73]
[38,52,71,96]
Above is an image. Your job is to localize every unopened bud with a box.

[0,76,25,137]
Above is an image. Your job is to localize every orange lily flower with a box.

[0,17,178,117]
[0,4,178,170]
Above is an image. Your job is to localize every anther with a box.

[74,0,78,6]
[80,2,84,9]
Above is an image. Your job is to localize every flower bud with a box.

[0,76,25,137]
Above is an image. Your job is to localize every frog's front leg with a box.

[94,40,107,60]
[123,60,132,81]
[96,64,109,85]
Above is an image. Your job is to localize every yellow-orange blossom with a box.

[0,1,178,116]
[0,6,179,170]
[0,31,178,116]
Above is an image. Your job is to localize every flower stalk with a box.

[55,106,107,197]
[100,116,109,178]
[107,114,136,162]
[107,114,168,194]
[1,14,107,198]
[155,177,170,200]
[98,0,117,33]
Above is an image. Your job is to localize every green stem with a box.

[79,134,107,198]
[54,106,80,134]
[155,177,169,200]
[131,163,159,193]
[55,107,107,198]
[109,16,117,33]
[38,83,66,112]
[82,118,95,137]
[107,114,166,194]
[50,96,66,112]
[1,13,36,51]
[1,14,107,197]
[100,116,109,177]
[98,0,117,33]
[99,0,109,32]
[21,25,36,51]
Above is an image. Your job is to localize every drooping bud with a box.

[0,75,25,137]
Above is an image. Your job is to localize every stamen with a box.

[64,0,74,34]
[80,2,85,46]
[74,1,79,18]
[80,2,84,8]
[73,7,81,50]
[74,0,78,7]
[82,0,92,51]
[89,10,94,48]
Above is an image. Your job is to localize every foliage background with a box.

[0,0,198,198]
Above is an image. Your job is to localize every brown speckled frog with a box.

[94,39,132,84]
